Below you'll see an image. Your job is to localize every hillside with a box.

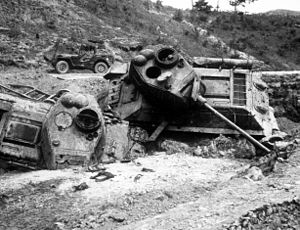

[0,0,223,68]
[0,0,299,70]
[203,12,300,70]
[266,9,300,16]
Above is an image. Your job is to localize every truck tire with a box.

[94,61,109,74]
[55,60,69,74]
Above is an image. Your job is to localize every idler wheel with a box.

[155,47,179,68]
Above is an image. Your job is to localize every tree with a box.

[155,0,163,11]
[173,9,184,22]
[143,1,151,10]
[193,0,212,14]
[229,0,257,11]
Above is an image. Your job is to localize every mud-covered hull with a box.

[0,92,106,170]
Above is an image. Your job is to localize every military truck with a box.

[44,40,114,74]
[106,46,278,153]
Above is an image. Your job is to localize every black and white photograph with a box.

[0,0,300,229]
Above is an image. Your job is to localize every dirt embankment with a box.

[262,73,300,122]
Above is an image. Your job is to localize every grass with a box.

[206,12,300,70]
[0,0,299,70]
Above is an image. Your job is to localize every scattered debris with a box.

[134,174,143,182]
[133,160,142,166]
[141,167,155,172]
[162,135,257,159]
[252,137,297,176]
[120,159,131,163]
[87,164,106,173]
[90,171,115,182]
[244,166,264,181]
[50,184,57,188]
[252,151,278,176]
[72,182,89,192]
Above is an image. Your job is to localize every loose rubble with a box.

[226,199,300,230]
[161,135,256,159]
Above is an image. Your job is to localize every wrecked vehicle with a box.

[106,46,279,153]
[44,40,114,74]
[0,90,106,170]
[0,46,280,170]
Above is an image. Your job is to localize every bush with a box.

[155,0,163,11]
[173,9,183,22]
[142,1,151,10]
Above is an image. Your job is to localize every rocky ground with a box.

[0,67,300,230]
[0,140,299,230]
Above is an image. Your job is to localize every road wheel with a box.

[55,60,69,74]
[94,61,109,74]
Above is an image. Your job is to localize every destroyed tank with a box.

[0,91,106,170]
[107,46,278,152]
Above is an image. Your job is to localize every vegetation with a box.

[0,0,299,70]
[207,13,300,69]
[229,0,258,11]
[173,9,184,22]
[193,0,213,13]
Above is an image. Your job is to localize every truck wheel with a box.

[55,60,69,74]
[94,62,109,74]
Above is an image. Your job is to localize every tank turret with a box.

[114,46,278,152]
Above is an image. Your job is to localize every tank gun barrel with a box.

[196,95,271,153]
[193,57,263,69]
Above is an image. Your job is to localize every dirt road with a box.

[49,72,104,80]
[0,149,299,230]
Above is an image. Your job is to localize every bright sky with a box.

[159,0,300,13]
